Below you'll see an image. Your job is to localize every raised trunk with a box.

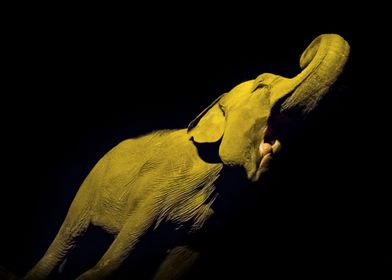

[273,34,350,114]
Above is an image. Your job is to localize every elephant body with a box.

[89,129,222,234]
[24,129,223,280]
[16,34,349,280]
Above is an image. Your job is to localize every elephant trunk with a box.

[281,34,350,114]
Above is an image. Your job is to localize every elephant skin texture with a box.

[4,34,349,280]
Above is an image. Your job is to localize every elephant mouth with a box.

[258,137,281,168]
[252,99,297,181]
[253,126,282,181]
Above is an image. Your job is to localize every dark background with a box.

[1,6,390,279]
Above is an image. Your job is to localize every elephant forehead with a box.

[255,73,282,82]
[254,73,293,107]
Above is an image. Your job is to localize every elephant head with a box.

[188,34,350,181]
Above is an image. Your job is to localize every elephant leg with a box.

[23,154,111,280]
[153,246,200,280]
[24,184,94,280]
[23,210,91,280]
[75,201,157,280]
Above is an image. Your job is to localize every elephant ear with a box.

[187,93,226,143]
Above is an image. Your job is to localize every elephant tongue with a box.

[259,142,273,157]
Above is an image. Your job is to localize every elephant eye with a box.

[253,82,270,92]
[218,103,226,115]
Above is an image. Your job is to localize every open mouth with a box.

[259,135,281,164]
[254,100,297,180]
[258,126,282,171]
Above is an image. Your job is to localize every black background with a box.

[1,6,390,279]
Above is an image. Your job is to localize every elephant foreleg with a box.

[75,200,157,280]
[24,192,92,280]
[153,246,200,280]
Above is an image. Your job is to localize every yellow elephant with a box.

[19,34,349,280]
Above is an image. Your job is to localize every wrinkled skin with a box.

[16,34,349,280]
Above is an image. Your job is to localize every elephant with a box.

[16,33,349,280]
